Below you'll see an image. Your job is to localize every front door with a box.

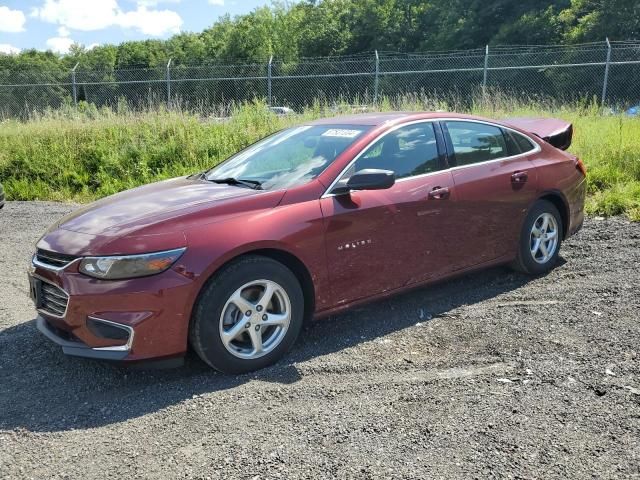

[321,121,456,306]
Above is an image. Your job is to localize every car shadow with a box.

[0,264,538,433]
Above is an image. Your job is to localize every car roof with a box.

[306,111,475,126]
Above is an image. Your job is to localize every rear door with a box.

[321,121,456,305]
[442,120,539,269]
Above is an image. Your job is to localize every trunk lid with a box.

[503,117,573,150]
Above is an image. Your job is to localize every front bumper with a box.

[30,254,197,362]
[36,315,130,360]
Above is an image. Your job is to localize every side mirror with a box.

[331,169,395,195]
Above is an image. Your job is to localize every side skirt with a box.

[312,253,514,320]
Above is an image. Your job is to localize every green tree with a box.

[559,0,640,42]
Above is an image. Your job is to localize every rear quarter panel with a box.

[530,143,586,237]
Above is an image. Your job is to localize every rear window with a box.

[446,121,508,166]
[502,129,538,156]
[503,130,521,156]
[512,131,536,153]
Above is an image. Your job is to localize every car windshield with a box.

[205,125,370,190]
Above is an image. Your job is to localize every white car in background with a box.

[268,106,295,115]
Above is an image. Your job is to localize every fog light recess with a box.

[87,317,131,342]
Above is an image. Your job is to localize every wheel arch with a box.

[245,248,316,323]
[193,246,316,325]
[537,190,570,239]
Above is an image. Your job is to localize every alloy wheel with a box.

[530,212,559,264]
[218,279,291,360]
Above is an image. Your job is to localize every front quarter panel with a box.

[181,194,329,316]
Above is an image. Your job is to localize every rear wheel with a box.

[190,256,304,374]
[512,200,563,275]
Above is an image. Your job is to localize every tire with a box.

[511,200,563,275]
[189,255,304,374]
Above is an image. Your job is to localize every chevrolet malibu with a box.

[30,112,586,373]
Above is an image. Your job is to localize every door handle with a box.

[428,186,450,199]
[511,171,528,183]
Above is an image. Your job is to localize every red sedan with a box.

[30,112,586,373]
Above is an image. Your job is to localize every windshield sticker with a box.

[321,128,361,138]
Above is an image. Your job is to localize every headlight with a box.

[79,248,186,280]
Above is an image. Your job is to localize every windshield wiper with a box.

[208,177,262,190]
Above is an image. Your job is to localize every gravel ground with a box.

[0,201,639,479]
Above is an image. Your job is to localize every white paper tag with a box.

[321,128,361,138]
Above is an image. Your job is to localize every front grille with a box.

[35,249,78,269]
[40,280,70,317]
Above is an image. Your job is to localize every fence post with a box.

[601,38,611,106]
[267,55,273,106]
[374,50,380,104]
[71,62,79,107]
[166,58,172,109]
[482,45,489,97]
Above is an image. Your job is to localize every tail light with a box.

[575,157,587,177]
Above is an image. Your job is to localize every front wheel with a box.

[512,200,563,275]
[190,256,304,374]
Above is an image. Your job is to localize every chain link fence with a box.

[1,41,639,119]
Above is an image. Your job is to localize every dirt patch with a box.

[0,202,638,479]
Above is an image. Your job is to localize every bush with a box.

[0,98,638,220]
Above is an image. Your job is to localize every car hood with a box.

[53,176,269,238]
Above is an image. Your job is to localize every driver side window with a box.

[348,123,441,180]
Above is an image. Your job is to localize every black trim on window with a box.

[433,121,450,170]
[439,121,457,167]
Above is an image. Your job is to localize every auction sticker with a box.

[322,129,361,138]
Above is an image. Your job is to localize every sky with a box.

[0,0,280,55]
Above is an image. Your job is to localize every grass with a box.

[0,96,638,220]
